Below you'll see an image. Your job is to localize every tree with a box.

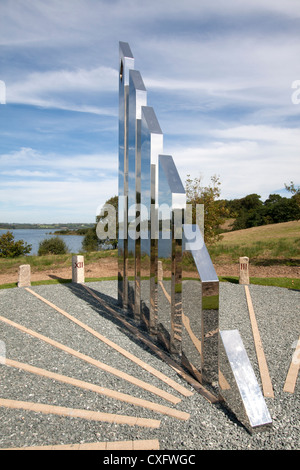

[96,195,118,249]
[232,194,263,229]
[285,181,300,211]
[38,237,68,256]
[82,195,118,252]
[229,191,300,230]
[263,194,300,223]
[81,227,99,252]
[0,231,32,258]
[185,175,229,244]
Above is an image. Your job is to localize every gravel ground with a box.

[0,280,299,451]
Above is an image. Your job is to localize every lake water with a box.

[3,229,85,256]
[2,229,179,257]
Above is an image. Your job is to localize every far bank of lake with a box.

[1,229,85,255]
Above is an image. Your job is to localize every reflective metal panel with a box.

[127,70,147,319]
[182,224,219,384]
[118,42,135,308]
[157,155,185,356]
[140,106,163,335]
[219,329,272,433]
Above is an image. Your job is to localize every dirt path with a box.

[1,258,299,285]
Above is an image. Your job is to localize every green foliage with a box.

[0,231,32,258]
[81,227,99,252]
[284,181,300,211]
[185,175,229,245]
[224,192,300,231]
[263,194,300,224]
[82,195,118,252]
[38,237,68,256]
[96,195,118,249]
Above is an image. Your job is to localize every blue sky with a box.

[0,0,299,223]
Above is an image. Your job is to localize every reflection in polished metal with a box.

[118,42,135,308]
[117,41,272,430]
[140,106,163,334]
[182,224,219,384]
[128,69,147,319]
[219,330,272,433]
[157,155,185,355]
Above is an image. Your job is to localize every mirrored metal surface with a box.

[140,106,163,335]
[157,155,185,356]
[182,224,219,384]
[127,69,147,319]
[118,42,135,308]
[219,329,272,433]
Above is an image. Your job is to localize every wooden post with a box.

[18,265,31,288]
[158,260,163,281]
[239,256,249,285]
[72,255,85,284]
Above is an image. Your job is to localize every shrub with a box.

[38,237,68,256]
[0,231,32,258]
[82,227,99,252]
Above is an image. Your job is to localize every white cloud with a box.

[0,147,117,173]
[0,170,57,178]
[213,125,300,147]
[9,67,118,95]
[0,178,118,223]
[0,0,299,223]
[143,34,299,109]
[0,146,118,222]
[6,67,118,114]
[167,123,300,200]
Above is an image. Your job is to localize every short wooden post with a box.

[239,256,249,285]
[158,260,163,281]
[72,255,85,283]
[18,265,31,288]
[0,340,6,365]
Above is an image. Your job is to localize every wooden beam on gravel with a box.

[25,287,188,399]
[283,336,300,393]
[3,357,190,421]
[1,439,160,451]
[0,398,160,428]
[244,285,274,398]
[0,315,182,405]
[83,285,219,404]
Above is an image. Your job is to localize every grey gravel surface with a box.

[0,281,299,451]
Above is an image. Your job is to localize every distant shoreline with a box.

[48,229,90,236]
[0,223,94,231]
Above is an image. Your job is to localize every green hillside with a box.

[209,220,300,265]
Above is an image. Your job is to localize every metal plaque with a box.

[219,329,272,433]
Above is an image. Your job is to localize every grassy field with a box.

[0,221,299,289]
[210,220,300,265]
[0,250,117,274]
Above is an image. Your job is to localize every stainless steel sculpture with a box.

[117,41,272,432]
